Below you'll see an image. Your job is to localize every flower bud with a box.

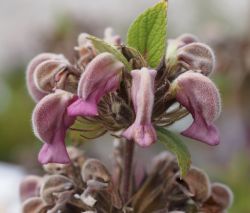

[32,90,77,164]
[173,71,221,145]
[76,33,96,67]
[67,52,124,117]
[34,59,70,93]
[148,151,178,177]
[166,34,198,68]
[81,159,122,209]
[104,27,122,46]
[177,42,216,76]
[22,197,49,213]
[41,175,75,205]
[122,68,157,147]
[210,183,234,209]
[182,167,211,203]
[81,159,111,183]
[177,33,199,45]
[26,53,66,102]
[20,175,42,202]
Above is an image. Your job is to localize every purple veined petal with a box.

[104,27,122,46]
[26,53,66,102]
[67,52,124,117]
[174,71,221,145]
[122,68,157,147]
[32,90,77,164]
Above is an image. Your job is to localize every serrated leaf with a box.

[156,127,191,177]
[127,0,167,68]
[87,35,132,71]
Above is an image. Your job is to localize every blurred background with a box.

[0,0,250,212]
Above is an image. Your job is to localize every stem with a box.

[122,140,135,203]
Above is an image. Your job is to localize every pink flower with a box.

[167,35,215,76]
[173,71,221,145]
[26,53,67,102]
[33,58,70,93]
[122,68,157,147]
[67,52,124,117]
[32,90,77,164]
[177,42,216,76]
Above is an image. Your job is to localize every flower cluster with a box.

[27,28,221,164]
[20,146,233,213]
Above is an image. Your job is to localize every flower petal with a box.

[177,42,216,76]
[32,90,77,164]
[174,71,221,145]
[34,59,70,93]
[67,52,123,117]
[177,33,199,45]
[122,68,157,147]
[20,175,42,202]
[26,53,66,102]
[76,33,96,67]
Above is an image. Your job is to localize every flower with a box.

[33,57,71,93]
[173,71,221,145]
[122,68,157,147]
[67,52,124,117]
[76,33,96,67]
[177,42,216,76]
[26,53,67,102]
[166,34,215,76]
[26,31,222,164]
[32,90,77,164]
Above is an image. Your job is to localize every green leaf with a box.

[127,0,167,68]
[87,35,132,71]
[157,127,191,177]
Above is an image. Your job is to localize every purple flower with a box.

[177,42,216,76]
[122,68,157,147]
[32,90,77,164]
[167,35,215,76]
[26,53,67,102]
[67,52,124,117]
[33,58,70,93]
[173,71,221,145]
